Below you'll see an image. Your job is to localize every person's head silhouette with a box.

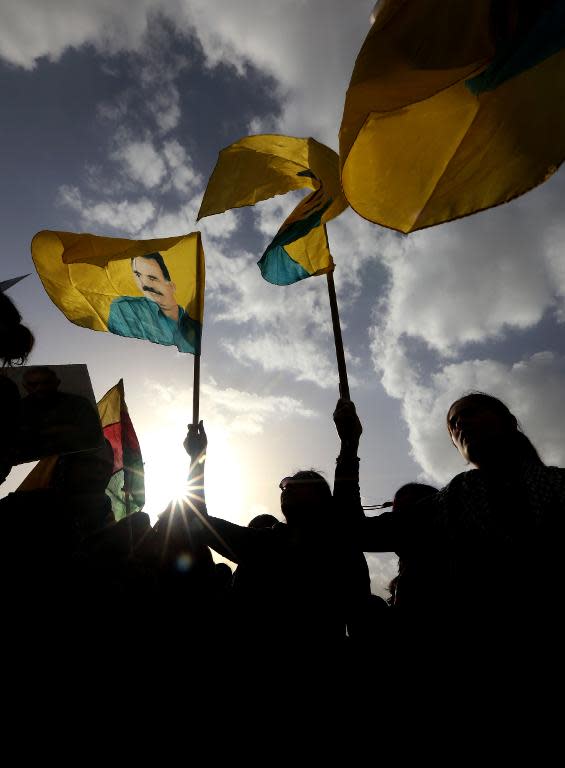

[447,392,542,469]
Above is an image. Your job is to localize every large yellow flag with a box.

[198,135,348,284]
[340,1,565,233]
[32,231,205,353]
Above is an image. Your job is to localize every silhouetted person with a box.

[0,291,34,482]
[181,413,371,650]
[0,291,34,367]
[385,483,438,609]
[356,393,565,630]
[247,513,279,529]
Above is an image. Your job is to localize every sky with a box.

[1,0,564,597]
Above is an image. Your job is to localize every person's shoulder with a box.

[446,469,479,490]
[540,464,565,476]
[529,464,565,491]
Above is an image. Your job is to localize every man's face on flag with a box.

[132,255,177,312]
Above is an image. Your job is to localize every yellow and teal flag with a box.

[32,231,205,354]
[340,0,565,233]
[197,135,348,285]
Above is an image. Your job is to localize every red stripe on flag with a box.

[103,421,123,472]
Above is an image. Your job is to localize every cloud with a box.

[226,335,340,389]
[147,377,317,435]
[114,139,167,188]
[375,207,556,359]
[58,185,156,234]
[163,139,201,193]
[59,137,204,236]
[0,0,162,69]
[365,552,398,601]
[112,136,201,193]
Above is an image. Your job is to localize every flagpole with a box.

[193,232,203,427]
[326,268,350,400]
[192,353,200,426]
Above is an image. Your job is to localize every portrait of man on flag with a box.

[32,230,205,354]
[108,252,197,353]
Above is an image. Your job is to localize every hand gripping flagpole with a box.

[326,267,350,400]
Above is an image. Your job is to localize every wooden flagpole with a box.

[326,268,350,400]
[192,353,200,426]
[192,232,204,427]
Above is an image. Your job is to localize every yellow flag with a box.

[32,231,205,354]
[340,1,565,233]
[198,135,348,284]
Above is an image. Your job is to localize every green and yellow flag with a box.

[32,231,205,353]
[198,135,348,285]
[340,0,565,233]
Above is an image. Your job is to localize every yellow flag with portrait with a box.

[32,230,205,354]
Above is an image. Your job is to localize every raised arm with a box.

[180,420,279,564]
[332,398,364,523]
[184,419,207,509]
[332,399,406,552]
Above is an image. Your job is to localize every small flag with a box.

[340,0,565,232]
[31,231,205,353]
[0,274,30,292]
[97,379,144,521]
[198,135,348,285]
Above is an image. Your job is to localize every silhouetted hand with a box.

[183,420,207,460]
[333,398,362,447]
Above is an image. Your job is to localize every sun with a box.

[142,418,244,526]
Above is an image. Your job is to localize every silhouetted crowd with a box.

[1,288,564,697]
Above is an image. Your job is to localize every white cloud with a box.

[198,209,239,241]
[163,139,201,193]
[147,377,317,435]
[58,185,155,233]
[226,334,339,389]
[376,208,555,358]
[114,137,202,197]
[0,0,163,69]
[114,139,167,188]
[366,552,397,601]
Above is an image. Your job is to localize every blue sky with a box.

[1,0,564,595]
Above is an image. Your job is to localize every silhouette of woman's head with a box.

[392,483,438,512]
[248,513,279,529]
[447,392,542,468]
[0,292,34,366]
[279,470,332,527]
